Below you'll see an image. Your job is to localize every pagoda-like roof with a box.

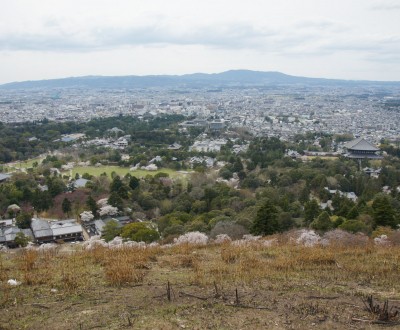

[343,137,380,152]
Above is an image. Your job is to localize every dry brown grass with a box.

[2,241,400,292]
[101,247,150,286]
[1,239,400,329]
[97,245,160,286]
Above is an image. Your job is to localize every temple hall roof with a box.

[343,137,380,152]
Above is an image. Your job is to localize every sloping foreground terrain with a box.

[1,236,400,329]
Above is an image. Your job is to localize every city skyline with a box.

[0,0,399,84]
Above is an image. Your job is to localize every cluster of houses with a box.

[0,218,84,248]
[0,213,141,248]
[83,136,130,150]
[84,216,133,237]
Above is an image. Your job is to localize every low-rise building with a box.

[0,173,11,183]
[51,220,83,241]
[0,226,34,248]
[31,218,83,243]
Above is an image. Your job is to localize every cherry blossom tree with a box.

[99,205,118,217]
[80,211,94,222]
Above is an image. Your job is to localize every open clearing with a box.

[1,240,399,329]
[71,166,188,179]
[2,159,189,181]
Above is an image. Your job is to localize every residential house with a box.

[74,178,90,188]
[0,226,34,248]
[31,219,54,243]
[0,173,11,183]
[31,218,83,243]
[51,220,84,242]
[93,216,133,236]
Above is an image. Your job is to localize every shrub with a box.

[209,221,248,240]
[294,229,321,247]
[174,232,208,245]
[213,234,232,244]
[374,235,390,246]
[371,226,393,238]
[339,220,369,234]
[388,231,400,246]
[16,212,32,229]
[121,222,159,243]
[102,220,122,242]
[321,229,368,247]
[333,216,345,228]
[310,211,333,232]
[14,232,30,247]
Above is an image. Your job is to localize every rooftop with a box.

[51,220,83,236]
[31,218,53,238]
[0,173,11,181]
[343,137,380,152]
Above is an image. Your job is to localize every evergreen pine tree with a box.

[251,199,279,235]
[372,195,397,228]
[62,198,72,216]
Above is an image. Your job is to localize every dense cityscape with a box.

[1,82,400,144]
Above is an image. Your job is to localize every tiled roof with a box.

[0,173,11,181]
[31,219,53,238]
[344,137,380,151]
[51,220,83,236]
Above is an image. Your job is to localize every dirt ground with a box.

[1,243,399,329]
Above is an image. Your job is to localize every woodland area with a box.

[1,115,400,244]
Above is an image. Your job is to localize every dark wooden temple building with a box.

[343,137,383,159]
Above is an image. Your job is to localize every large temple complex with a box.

[343,137,383,160]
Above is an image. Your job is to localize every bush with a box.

[102,220,122,242]
[295,230,321,247]
[14,232,30,247]
[209,221,248,240]
[16,212,32,229]
[371,226,393,239]
[339,220,369,234]
[219,168,233,180]
[174,232,208,245]
[388,231,400,246]
[321,229,368,247]
[310,211,333,232]
[121,222,159,243]
[163,224,185,237]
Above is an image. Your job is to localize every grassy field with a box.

[2,157,44,172]
[71,166,189,179]
[2,159,189,181]
[1,239,399,329]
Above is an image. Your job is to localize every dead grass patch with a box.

[1,241,400,329]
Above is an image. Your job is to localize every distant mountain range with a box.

[1,70,399,89]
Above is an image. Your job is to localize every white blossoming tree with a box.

[99,205,119,217]
[174,231,208,245]
[96,198,109,207]
[80,211,94,222]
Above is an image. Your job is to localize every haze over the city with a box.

[0,0,399,84]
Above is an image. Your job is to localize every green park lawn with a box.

[71,165,189,179]
[3,157,43,171]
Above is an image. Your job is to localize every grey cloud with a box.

[0,20,398,65]
[0,23,273,51]
[370,2,400,10]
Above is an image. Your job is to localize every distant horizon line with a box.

[1,69,400,86]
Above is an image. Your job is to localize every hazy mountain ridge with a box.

[1,70,400,89]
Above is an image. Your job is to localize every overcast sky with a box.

[0,0,399,84]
